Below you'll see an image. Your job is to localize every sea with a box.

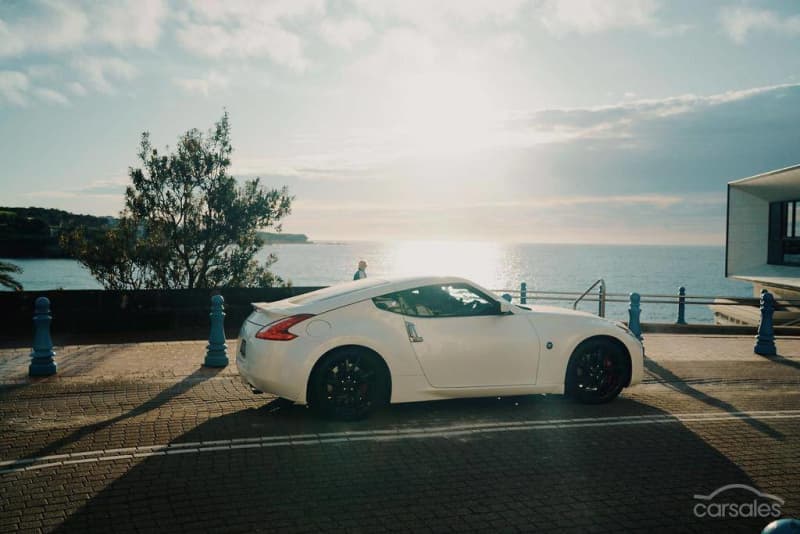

[2,241,754,324]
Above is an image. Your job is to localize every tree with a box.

[0,260,23,291]
[63,112,293,290]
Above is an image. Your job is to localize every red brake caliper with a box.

[601,356,613,386]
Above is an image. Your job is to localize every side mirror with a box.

[498,300,512,314]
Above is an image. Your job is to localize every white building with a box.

[715,164,800,325]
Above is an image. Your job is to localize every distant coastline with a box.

[0,206,113,259]
[257,232,311,245]
[0,206,314,257]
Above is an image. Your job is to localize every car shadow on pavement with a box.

[644,358,783,440]
[194,393,681,438]
[49,396,788,533]
[20,366,223,461]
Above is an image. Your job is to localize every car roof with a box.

[278,275,499,314]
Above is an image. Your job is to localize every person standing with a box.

[353,260,367,280]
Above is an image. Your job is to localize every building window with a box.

[770,200,800,266]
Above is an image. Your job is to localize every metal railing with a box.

[492,282,800,325]
[573,278,605,317]
[492,282,788,349]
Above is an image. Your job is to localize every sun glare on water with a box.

[378,240,509,290]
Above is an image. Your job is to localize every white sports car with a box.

[236,276,644,419]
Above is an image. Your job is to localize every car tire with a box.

[309,347,389,420]
[565,338,628,404]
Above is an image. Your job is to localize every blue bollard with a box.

[520,282,527,305]
[628,292,643,341]
[204,294,229,367]
[501,293,512,303]
[29,297,57,377]
[754,289,777,356]
[676,286,687,325]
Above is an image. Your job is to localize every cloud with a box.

[0,0,88,57]
[67,81,87,96]
[348,0,672,40]
[653,22,693,37]
[507,82,800,142]
[178,0,323,22]
[490,32,526,52]
[243,80,800,225]
[352,0,527,29]
[296,194,694,213]
[349,27,439,78]
[176,22,308,71]
[500,82,800,198]
[24,64,61,80]
[175,0,323,71]
[33,87,69,105]
[319,17,373,50]
[232,154,383,182]
[94,0,167,49]
[227,82,800,209]
[288,193,726,244]
[25,176,129,198]
[0,0,166,58]
[74,177,129,195]
[0,70,29,106]
[0,69,74,107]
[720,7,800,43]
[172,71,230,96]
[538,0,660,35]
[0,20,18,56]
[71,55,138,93]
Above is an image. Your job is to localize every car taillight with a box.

[255,314,315,341]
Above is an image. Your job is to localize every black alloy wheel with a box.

[311,348,388,420]
[566,338,627,404]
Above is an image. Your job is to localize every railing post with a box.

[754,289,776,356]
[520,282,527,305]
[676,286,687,325]
[598,282,606,318]
[204,294,229,367]
[628,292,642,341]
[29,297,57,377]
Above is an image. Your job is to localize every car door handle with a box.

[405,321,424,343]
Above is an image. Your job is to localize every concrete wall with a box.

[0,287,323,342]
[752,282,800,300]
[727,187,769,275]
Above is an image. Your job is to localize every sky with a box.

[1,0,799,245]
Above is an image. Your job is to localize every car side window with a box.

[372,291,426,316]
[373,284,499,317]
[372,294,405,314]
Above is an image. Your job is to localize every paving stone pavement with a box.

[0,334,799,533]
